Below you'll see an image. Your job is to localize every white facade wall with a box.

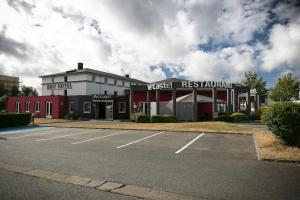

[41,72,135,96]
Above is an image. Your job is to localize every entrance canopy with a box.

[174,93,225,103]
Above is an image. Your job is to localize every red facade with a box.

[6,96,66,118]
[132,90,228,116]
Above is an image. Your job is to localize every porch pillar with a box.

[130,88,134,114]
[246,88,251,115]
[212,87,218,119]
[146,90,151,116]
[193,88,198,121]
[156,90,160,115]
[227,88,232,114]
[172,88,176,117]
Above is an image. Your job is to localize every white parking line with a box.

[36,129,103,141]
[8,128,69,139]
[72,130,129,145]
[175,133,205,154]
[116,131,164,149]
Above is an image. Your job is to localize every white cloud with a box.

[0,0,299,95]
[261,22,300,73]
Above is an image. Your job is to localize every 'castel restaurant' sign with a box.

[148,81,233,90]
[47,83,72,90]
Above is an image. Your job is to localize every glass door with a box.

[105,102,113,120]
[46,102,52,118]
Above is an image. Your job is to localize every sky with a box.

[0,0,300,93]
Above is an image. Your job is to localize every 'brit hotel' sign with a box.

[148,81,233,90]
[47,83,72,90]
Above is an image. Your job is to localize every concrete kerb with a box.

[253,134,262,160]
[0,162,206,200]
[39,124,254,136]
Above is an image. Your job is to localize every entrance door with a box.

[105,102,113,120]
[46,102,52,118]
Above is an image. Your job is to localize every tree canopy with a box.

[270,73,300,102]
[241,71,268,96]
[20,86,38,96]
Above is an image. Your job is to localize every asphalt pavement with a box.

[0,127,299,200]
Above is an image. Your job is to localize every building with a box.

[6,63,146,119]
[0,75,19,95]
[129,78,253,121]
[6,63,258,121]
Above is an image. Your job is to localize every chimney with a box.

[78,62,83,70]
[125,74,130,78]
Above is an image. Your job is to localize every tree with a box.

[0,83,8,96]
[270,73,300,102]
[11,85,19,96]
[241,71,268,97]
[20,86,38,96]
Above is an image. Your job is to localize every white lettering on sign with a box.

[148,81,233,90]
[47,83,72,90]
[147,82,173,90]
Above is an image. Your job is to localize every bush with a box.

[215,115,234,122]
[65,112,79,120]
[136,115,150,123]
[130,112,143,122]
[0,113,31,128]
[262,102,300,146]
[151,115,176,123]
[230,112,249,121]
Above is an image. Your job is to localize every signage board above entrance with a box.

[93,94,113,100]
[148,80,233,90]
[47,83,72,90]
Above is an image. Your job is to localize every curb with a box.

[0,162,206,200]
[252,134,261,160]
[253,134,300,164]
[38,124,254,136]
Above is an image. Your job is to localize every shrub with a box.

[230,112,249,121]
[0,113,31,128]
[130,112,143,122]
[136,114,150,123]
[216,115,234,122]
[162,115,176,123]
[65,112,79,120]
[151,115,176,123]
[262,102,300,146]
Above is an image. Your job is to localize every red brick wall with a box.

[6,96,66,119]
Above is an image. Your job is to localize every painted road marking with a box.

[116,131,164,149]
[1,127,53,135]
[36,129,103,141]
[72,130,129,145]
[8,128,69,139]
[175,133,205,154]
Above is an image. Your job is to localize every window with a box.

[64,76,67,82]
[114,91,117,96]
[69,102,75,113]
[83,102,91,113]
[104,90,107,95]
[25,102,30,112]
[217,103,226,114]
[92,75,95,82]
[15,102,20,113]
[64,90,67,96]
[118,102,126,113]
[35,102,40,112]
[137,102,147,114]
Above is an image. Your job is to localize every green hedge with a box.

[136,115,150,123]
[262,102,300,146]
[230,112,249,121]
[130,112,143,122]
[151,115,176,123]
[215,115,234,122]
[0,113,32,128]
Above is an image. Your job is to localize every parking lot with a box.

[1,127,300,200]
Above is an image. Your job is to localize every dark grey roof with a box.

[39,68,147,84]
[151,77,187,84]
